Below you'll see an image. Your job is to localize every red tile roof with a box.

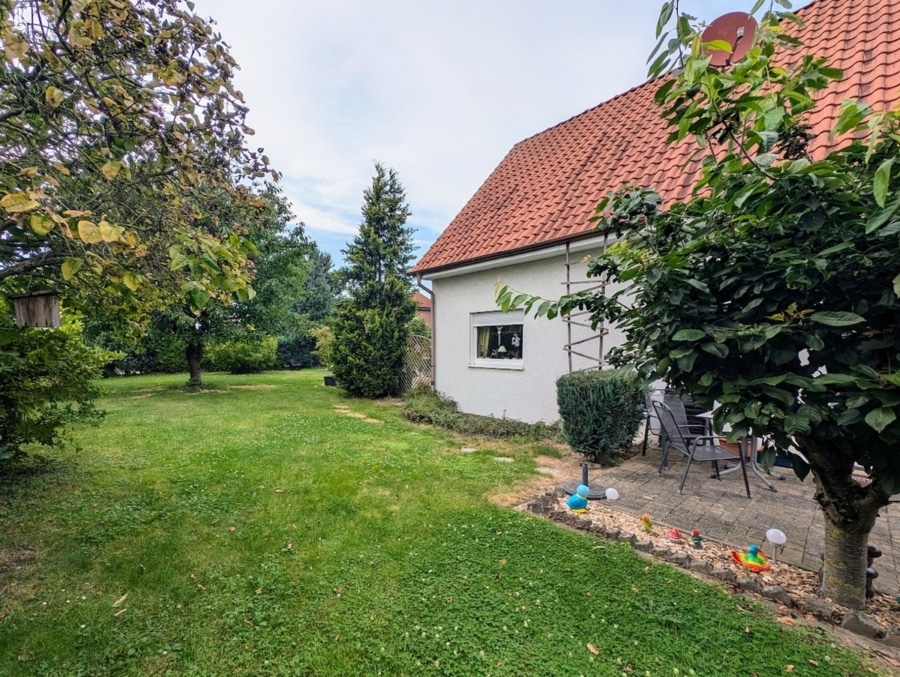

[413,0,900,275]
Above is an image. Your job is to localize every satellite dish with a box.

[701,12,758,68]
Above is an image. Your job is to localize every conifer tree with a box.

[331,163,416,397]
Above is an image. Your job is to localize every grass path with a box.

[0,371,884,675]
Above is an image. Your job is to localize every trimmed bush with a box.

[205,336,277,374]
[556,369,645,464]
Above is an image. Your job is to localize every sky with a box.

[189,0,813,266]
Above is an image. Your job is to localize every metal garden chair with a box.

[653,399,751,498]
[655,393,708,472]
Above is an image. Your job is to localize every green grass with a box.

[0,371,884,675]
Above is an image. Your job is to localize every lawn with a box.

[0,371,884,675]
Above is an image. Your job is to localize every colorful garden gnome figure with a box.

[691,528,703,549]
[731,544,771,573]
[566,484,590,512]
[666,528,684,543]
[641,514,652,532]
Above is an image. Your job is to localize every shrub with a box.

[277,332,319,369]
[205,336,277,374]
[309,325,334,370]
[402,386,559,441]
[556,369,645,464]
[0,322,109,459]
[331,300,414,398]
[408,316,431,338]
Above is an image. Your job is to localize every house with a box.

[411,0,899,423]
[412,290,433,332]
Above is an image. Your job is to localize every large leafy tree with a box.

[86,184,311,385]
[295,245,337,323]
[331,162,416,397]
[0,0,275,322]
[499,2,900,609]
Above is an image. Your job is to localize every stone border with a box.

[525,488,900,648]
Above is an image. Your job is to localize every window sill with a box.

[469,360,524,371]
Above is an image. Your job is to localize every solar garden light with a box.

[765,528,787,562]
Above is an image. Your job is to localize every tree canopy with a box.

[499,1,900,608]
[0,0,275,325]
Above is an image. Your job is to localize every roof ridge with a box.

[413,0,895,275]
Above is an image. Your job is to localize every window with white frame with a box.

[471,311,524,367]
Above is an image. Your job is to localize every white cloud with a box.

[191,0,814,263]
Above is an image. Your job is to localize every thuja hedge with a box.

[556,369,645,464]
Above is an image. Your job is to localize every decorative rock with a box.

[882,626,900,649]
[737,577,762,594]
[840,611,883,639]
[761,585,794,607]
[688,560,712,574]
[650,545,671,558]
[711,568,737,583]
[667,551,691,567]
[802,596,835,622]
[617,531,637,545]
[604,527,621,540]
[535,467,561,476]
[633,539,653,553]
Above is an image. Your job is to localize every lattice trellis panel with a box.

[399,334,433,394]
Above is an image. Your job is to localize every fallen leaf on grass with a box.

[243,619,254,627]
[587,643,600,655]
[255,588,262,595]
[776,617,795,626]
[113,608,127,617]
[228,526,236,532]
[785,666,794,673]
[499,559,507,565]
[275,488,284,493]
[808,659,819,667]
[113,593,128,607]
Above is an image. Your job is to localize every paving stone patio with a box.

[567,445,900,598]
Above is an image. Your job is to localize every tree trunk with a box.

[186,341,203,387]
[797,435,889,609]
[820,510,870,609]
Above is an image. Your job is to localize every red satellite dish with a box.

[701,12,758,68]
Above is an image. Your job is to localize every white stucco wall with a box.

[425,239,628,424]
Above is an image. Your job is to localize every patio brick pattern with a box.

[574,445,900,598]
